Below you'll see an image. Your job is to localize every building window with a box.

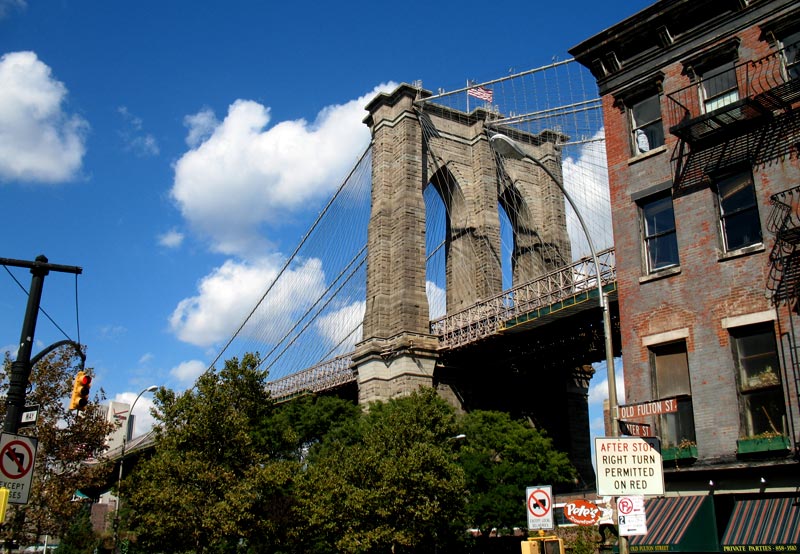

[731,323,787,437]
[716,171,762,251]
[651,341,695,448]
[779,29,800,80]
[640,192,679,273]
[630,94,665,155]
[701,61,739,113]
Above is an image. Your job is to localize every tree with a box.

[126,353,298,553]
[456,410,576,533]
[294,388,467,553]
[0,347,115,549]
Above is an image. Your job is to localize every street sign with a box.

[618,420,652,437]
[617,495,647,536]
[618,398,678,420]
[526,485,554,531]
[0,433,38,504]
[595,437,664,496]
[19,405,39,428]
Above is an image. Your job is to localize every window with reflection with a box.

[701,61,739,112]
[731,323,787,437]
[651,341,695,448]
[716,171,761,251]
[780,29,800,80]
[630,94,665,155]
[640,192,679,273]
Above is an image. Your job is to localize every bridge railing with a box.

[267,353,356,400]
[430,248,616,349]
[267,248,616,399]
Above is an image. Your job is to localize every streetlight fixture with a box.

[489,132,619,438]
[115,385,158,552]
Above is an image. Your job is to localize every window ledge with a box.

[628,144,667,165]
[639,265,681,284]
[718,243,765,261]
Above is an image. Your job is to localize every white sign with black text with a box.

[594,437,664,497]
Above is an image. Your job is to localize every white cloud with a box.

[170,256,326,348]
[561,131,611,260]
[184,108,218,148]
[117,105,159,156]
[170,359,207,384]
[113,391,157,438]
[315,301,364,354]
[426,280,446,320]
[171,83,395,256]
[0,51,88,183]
[0,0,25,19]
[138,352,154,364]
[158,228,184,248]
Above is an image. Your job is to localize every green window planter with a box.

[736,435,791,455]
[661,444,698,462]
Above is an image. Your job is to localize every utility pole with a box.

[1,255,82,434]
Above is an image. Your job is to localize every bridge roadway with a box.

[267,248,616,401]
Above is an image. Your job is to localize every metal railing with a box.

[268,248,616,399]
[431,248,616,349]
[666,41,800,137]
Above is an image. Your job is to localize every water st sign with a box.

[595,437,664,497]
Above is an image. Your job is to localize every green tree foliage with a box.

[267,394,361,461]
[294,388,467,553]
[0,347,115,548]
[55,505,100,554]
[456,410,576,533]
[126,353,298,553]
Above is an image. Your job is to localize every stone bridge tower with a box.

[353,83,572,406]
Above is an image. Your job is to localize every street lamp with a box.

[115,385,158,552]
[489,132,619,438]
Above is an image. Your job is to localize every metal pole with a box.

[4,256,49,434]
[2,255,82,434]
[489,132,625,554]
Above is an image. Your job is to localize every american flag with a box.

[467,85,493,103]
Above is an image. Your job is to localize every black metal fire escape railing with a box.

[666,41,800,192]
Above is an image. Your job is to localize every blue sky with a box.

[0,0,646,436]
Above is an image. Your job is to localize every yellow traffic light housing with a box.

[0,487,8,523]
[69,371,92,410]
[521,534,564,554]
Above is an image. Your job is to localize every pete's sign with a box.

[563,499,602,526]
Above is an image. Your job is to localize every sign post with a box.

[526,485,554,531]
[595,437,664,497]
[0,433,38,504]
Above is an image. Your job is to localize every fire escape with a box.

[666,39,800,434]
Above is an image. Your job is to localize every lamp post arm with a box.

[520,153,619,438]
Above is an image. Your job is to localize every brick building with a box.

[570,0,800,550]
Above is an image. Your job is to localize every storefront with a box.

[627,496,720,553]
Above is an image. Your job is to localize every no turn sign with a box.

[526,485,554,531]
[0,433,37,504]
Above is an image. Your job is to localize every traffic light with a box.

[0,487,8,523]
[521,535,564,554]
[69,371,92,410]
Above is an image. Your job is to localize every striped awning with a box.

[628,495,719,553]
[722,497,800,548]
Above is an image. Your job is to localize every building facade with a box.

[571,0,800,550]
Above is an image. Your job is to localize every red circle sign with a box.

[527,488,551,517]
[618,497,634,515]
[0,440,34,479]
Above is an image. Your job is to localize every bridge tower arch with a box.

[354,83,571,405]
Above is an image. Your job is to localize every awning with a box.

[628,495,719,553]
[722,496,800,549]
